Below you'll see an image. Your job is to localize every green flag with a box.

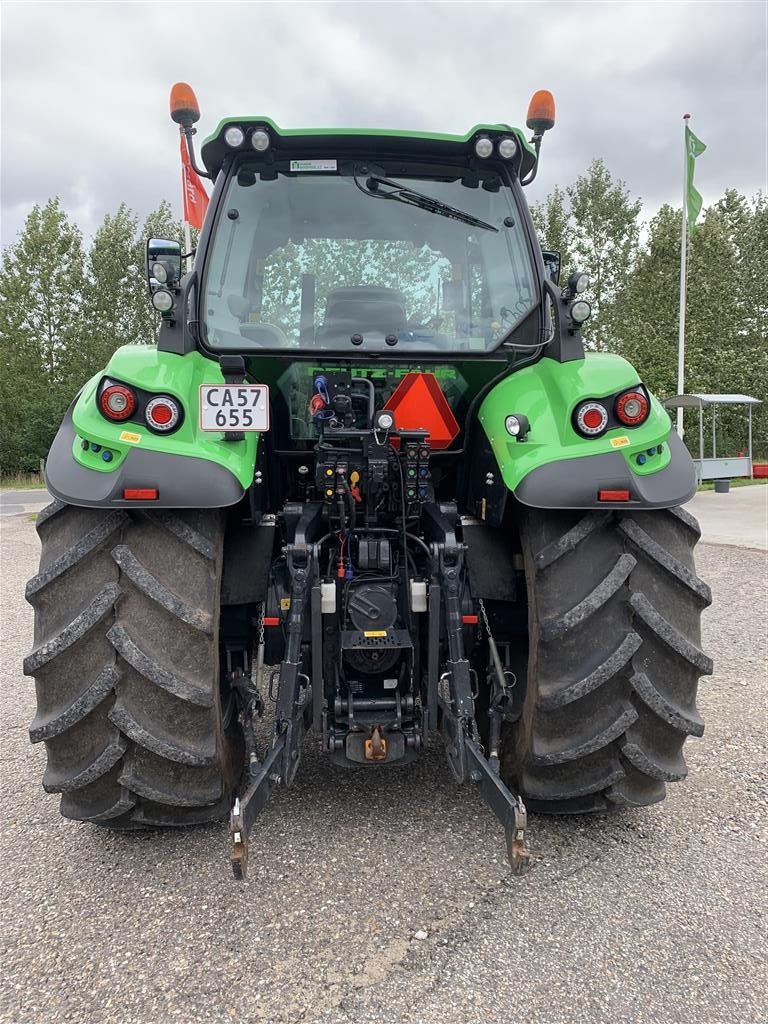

[685,125,706,233]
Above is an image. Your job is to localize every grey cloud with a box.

[1,0,765,247]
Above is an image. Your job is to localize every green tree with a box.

[530,185,573,282]
[566,159,642,350]
[613,203,680,396]
[0,198,86,471]
[82,203,141,369]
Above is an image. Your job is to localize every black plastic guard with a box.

[513,430,696,510]
[45,405,245,509]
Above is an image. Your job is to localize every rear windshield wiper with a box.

[353,172,499,233]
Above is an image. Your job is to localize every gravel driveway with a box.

[1,514,765,1024]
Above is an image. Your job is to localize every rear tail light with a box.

[615,389,649,426]
[100,384,136,421]
[574,401,608,437]
[598,489,631,502]
[145,396,180,432]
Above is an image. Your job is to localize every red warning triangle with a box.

[383,372,459,450]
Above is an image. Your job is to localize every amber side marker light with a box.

[598,489,631,502]
[123,488,159,501]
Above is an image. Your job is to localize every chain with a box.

[257,602,265,648]
[478,597,493,640]
[479,598,516,692]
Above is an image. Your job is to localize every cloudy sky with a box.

[1,0,766,247]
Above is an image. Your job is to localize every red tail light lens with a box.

[574,401,608,437]
[145,396,180,432]
[100,384,136,421]
[123,488,158,500]
[616,390,649,426]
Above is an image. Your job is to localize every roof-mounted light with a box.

[250,128,270,152]
[224,126,245,148]
[498,136,518,160]
[474,136,493,159]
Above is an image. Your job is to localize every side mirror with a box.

[146,238,182,294]
[542,250,561,285]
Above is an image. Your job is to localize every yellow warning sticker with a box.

[280,598,291,611]
[119,430,142,444]
[363,630,387,638]
[609,435,630,448]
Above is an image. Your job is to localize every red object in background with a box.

[753,464,768,478]
[383,372,460,450]
[180,135,209,230]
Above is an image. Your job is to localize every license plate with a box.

[199,384,270,432]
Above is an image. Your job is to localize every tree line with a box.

[0,164,765,474]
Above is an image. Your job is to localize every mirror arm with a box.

[520,135,543,187]
[542,278,585,363]
[182,126,212,180]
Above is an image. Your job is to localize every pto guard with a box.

[479,354,696,510]
[44,347,258,509]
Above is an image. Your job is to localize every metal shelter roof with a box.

[662,393,763,409]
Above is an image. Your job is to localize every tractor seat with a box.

[315,286,407,343]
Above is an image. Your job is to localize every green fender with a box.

[45,347,258,508]
[478,354,696,510]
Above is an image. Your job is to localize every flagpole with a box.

[180,128,193,272]
[676,113,691,437]
[183,218,192,272]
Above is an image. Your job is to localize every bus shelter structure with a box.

[662,393,762,481]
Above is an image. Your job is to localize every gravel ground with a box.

[1,514,766,1024]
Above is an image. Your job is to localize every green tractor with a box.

[25,85,712,877]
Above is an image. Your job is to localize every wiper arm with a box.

[353,173,498,233]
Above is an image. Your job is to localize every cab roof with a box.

[200,117,536,180]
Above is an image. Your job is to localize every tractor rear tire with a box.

[24,501,243,827]
[502,506,713,813]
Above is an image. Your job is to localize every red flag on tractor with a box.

[180,134,209,230]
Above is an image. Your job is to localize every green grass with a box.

[0,471,46,490]
[697,477,768,491]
